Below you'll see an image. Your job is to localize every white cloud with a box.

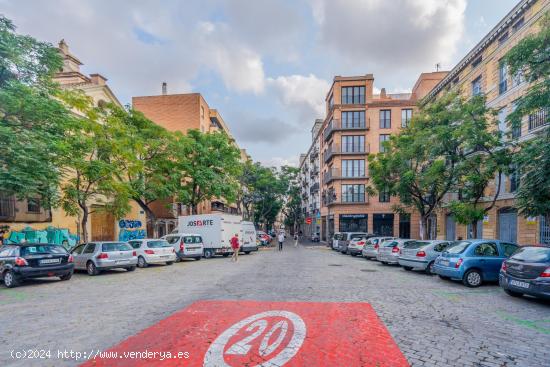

[260,156,299,168]
[267,74,330,120]
[309,0,466,69]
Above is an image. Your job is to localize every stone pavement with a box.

[0,239,549,366]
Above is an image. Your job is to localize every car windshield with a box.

[102,242,132,252]
[382,241,398,247]
[20,245,67,256]
[184,236,202,244]
[510,247,550,262]
[333,233,343,240]
[350,234,366,240]
[147,240,172,248]
[403,241,431,249]
[446,241,472,254]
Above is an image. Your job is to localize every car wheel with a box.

[380,261,387,265]
[195,257,201,261]
[166,261,173,266]
[222,253,230,258]
[126,266,136,272]
[204,249,213,259]
[403,266,413,271]
[438,275,450,280]
[86,261,99,276]
[245,251,251,255]
[59,272,73,281]
[504,289,523,297]
[350,253,357,257]
[175,257,181,263]
[3,270,20,288]
[425,261,435,275]
[463,269,482,288]
[137,256,148,268]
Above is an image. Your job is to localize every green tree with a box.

[280,166,302,233]
[174,130,242,215]
[0,16,73,202]
[248,165,286,230]
[60,99,131,243]
[505,12,550,220]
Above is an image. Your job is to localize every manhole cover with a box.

[328,264,343,267]
[361,269,377,272]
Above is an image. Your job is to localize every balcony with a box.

[323,143,370,163]
[327,193,368,206]
[528,108,548,132]
[310,147,319,161]
[310,183,320,194]
[323,119,369,141]
[310,165,319,178]
[322,168,367,184]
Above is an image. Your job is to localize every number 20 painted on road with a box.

[204,310,306,367]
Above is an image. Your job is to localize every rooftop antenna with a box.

[436,63,441,72]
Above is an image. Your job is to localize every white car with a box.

[162,233,204,261]
[128,239,177,267]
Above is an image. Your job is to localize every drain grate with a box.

[328,264,343,267]
[361,269,377,272]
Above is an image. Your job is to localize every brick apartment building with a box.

[133,89,248,237]
[318,73,447,241]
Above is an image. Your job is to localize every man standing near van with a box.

[230,233,240,262]
[278,232,285,251]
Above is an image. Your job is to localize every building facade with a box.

[429,0,549,245]
[0,40,147,244]
[319,73,446,241]
[298,119,323,237]
[132,90,244,237]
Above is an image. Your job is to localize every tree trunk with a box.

[133,197,157,238]
[470,220,478,239]
[81,205,89,243]
[419,216,429,240]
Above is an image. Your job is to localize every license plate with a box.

[116,260,129,264]
[40,258,60,265]
[160,255,169,259]
[440,260,450,267]
[510,279,530,289]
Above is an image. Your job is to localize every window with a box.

[0,247,14,257]
[102,242,132,252]
[433,242,450,252]
[341,86,365,104]
[83,244,96,254]
[147,240,172,248]
[328,94,334,109]
[472,56,482,68]
[342,160,365,178]
[512,17,524,33]
[452,77,459,86]
[341,136,365,153]
[474,242,498,257]
[380,110,391,128]
[341,111,365,128]
[498,108,508,136]
[498,32,509,45]
[511,101,521,139]
[379,187,390,203]
[401,109,412,127]
[498,61,507,95]
[341,184,365,203]
[27,198,41,213]
[129,241,142,249]
[472,76,482,96]
[509,165,520,193]
[528,108,549,131]
[379,134,390,153]
[71,244,86,254]
[501,242,518,257]
[511,68,524,88]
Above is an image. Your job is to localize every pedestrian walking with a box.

[294,233,298,247]
[278,232,285,251]
[230,233,240,262]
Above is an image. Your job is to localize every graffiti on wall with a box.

[4,226,78,250]
[118,219,146,241]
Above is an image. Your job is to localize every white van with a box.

[161,233,204,261]
[240,221,258,254]
[177,214,242,258]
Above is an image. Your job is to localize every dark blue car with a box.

[433,239,518,287]
[499,245,550,299]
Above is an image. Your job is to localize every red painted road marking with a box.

[81,301,409,367]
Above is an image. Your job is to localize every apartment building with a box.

[0,40,147,243]
[133,90,244,236]
[298,119,323,237]
[319,73,446,241]
[428,0,549,244]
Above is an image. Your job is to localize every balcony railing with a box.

[323,144,370,163]
[310,147,319,161]
[326,193,368,206]
[322,168,367,184]
[310,166,319,177]
[310,183,320,194]
[323,119,369,141]
[528,108,548,131]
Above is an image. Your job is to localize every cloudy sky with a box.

[2,0,519,167]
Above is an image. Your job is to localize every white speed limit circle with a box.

[203,310,306,367]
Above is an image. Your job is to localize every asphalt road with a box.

[1,240,549,366]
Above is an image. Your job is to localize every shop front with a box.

[339,214,368,232]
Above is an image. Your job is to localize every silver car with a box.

[71,241,137,276]
[377,239,413,265]
[162,234,203,261]
[338,232,368,254]
[362,237,396,260]
[128,239,177,267]
[398,240,451,274]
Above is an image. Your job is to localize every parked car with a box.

[257,234,269,246]
[331,233,343,250]
[162,234,204,261]
[257,231,272,243]
[311,232,320,242]
[128,239,177,267]
[433,239,518,287]
[377,239,413,264]
[362,237,396,260]
[0,243,74,288]
[71,241,137,276]
[398,240,451,274]
[499,245,550,299]
[347,234,378,256]
[338,233,369,254]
